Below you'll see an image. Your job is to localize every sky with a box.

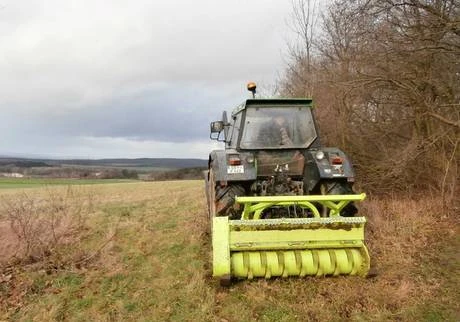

[0,0,294,159]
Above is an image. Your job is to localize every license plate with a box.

[227,165,244,174]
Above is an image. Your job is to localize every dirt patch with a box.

[0,221,20,265]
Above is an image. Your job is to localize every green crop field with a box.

[0,181,458,321]
[0,178,137,189]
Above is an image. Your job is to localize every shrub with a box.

[0,187,93,268]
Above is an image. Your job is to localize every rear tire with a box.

[318,180,357,217]
[215,184,246,219]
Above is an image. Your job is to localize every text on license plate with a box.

[227,165,244,174]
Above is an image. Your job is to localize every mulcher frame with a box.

[237,193,366,219]
[212,194,370,280]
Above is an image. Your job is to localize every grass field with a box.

[0,181,458,321]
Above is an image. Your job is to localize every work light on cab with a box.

[247,82,257,98]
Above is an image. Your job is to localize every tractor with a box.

[204,83,370,285]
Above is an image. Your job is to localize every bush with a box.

[0,187,93,268]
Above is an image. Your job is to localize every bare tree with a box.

[280,0,460,207]
[283,0,320,96]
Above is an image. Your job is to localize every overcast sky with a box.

[0,0,294,159]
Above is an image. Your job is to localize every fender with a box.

[209,150,257,183]
[304,147,355,192]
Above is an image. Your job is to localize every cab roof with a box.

[231,98,313,117]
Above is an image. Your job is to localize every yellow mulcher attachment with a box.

[212,193,370,284]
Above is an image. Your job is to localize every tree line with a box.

[280,0,459,207]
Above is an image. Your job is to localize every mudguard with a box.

[304,147,355,192]
[209,150,257,183]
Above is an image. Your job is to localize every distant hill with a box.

[0,157,207,169]
[0,159,50,168]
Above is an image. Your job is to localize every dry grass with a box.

[0,181,458,321]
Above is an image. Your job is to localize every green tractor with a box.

[204,83,370,285]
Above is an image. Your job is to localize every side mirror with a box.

[210,121,225,141]
[210,121,224,133]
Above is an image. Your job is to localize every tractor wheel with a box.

[215,184,246,219]
[319,180,357,217]
[207,168,218,219]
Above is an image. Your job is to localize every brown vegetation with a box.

[0,187,99,313]
[0,181,458,321]
[281,0,459,209]
[0,187,93,270]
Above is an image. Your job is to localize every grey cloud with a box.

[36,84,226,142]
[0,0,292,157]
[6,83,237,142]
